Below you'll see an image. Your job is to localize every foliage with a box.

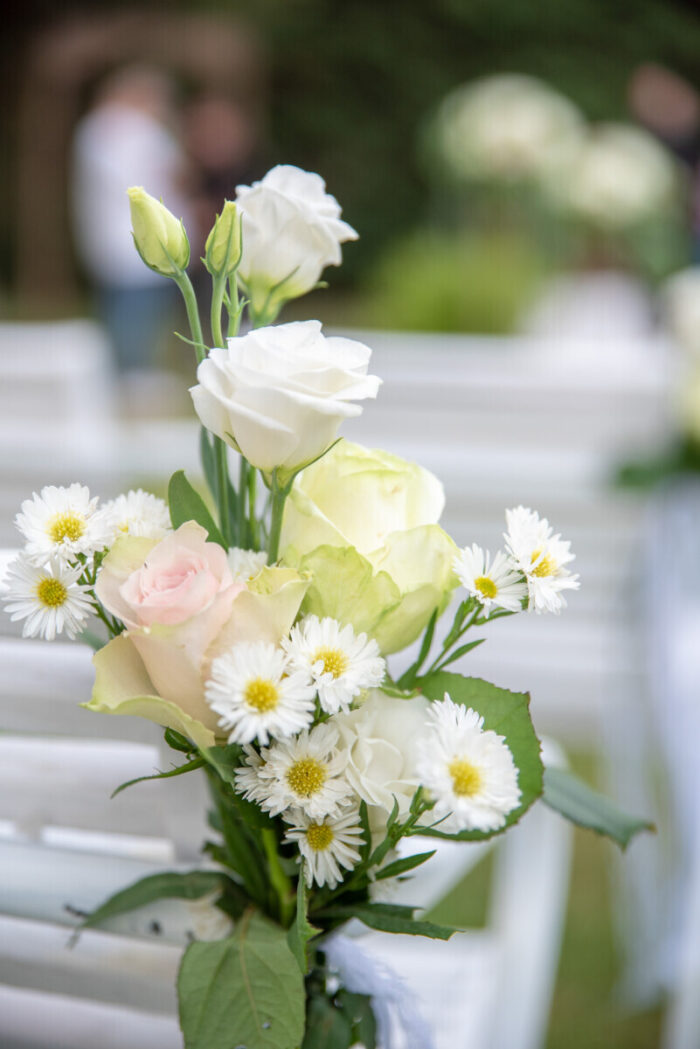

[362,230,549,334]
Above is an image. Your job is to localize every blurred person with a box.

[71,65,193,373]
[183,91,262,265]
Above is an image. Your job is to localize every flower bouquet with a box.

[4,166,651,1049]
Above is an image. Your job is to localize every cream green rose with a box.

[85,522,307,747]
[280,441,458,654]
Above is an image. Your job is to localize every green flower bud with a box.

[127,186,190,277]
[204,200,242,277]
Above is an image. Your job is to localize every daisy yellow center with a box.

[448,758,483,797]
[286,758,327,797]
[474,575,497,599]
[36,577,68,608]
[306,822,334,851]
[244,678,280,712]
[313,646,349,679]
[48,512,85,544]
[530,549,556,578]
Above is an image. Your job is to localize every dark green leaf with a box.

[340,991,377,1048]
[287,865,320,974]
[543,766,654,849]
[206,771,269,904]
[302,994,353,1049]
[416,672,543,841]
[164,727,195,753]
[168,470,226,548]
[318,902,457,940]
[374,849,436,881]
[80,870,227,932]
[111,755,204,798]
[358,801,372,863]
[178,910,305,1049]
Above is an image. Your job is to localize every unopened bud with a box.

[127,186,190,277]
[204,200,242,277]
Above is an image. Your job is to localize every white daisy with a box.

[3,553,94,640]
[284,807,365,889]
[227,547,268,583]
[233,744,267,805]
[103,489,171,541]
[416,694,521,833]
[282,615,385,714]
[205,641,315,745]
[504,505,580,614]
[15,483,113,565]
[256,722,354,819]
[453,544,527,616]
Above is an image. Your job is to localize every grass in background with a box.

[429,754,663,1048]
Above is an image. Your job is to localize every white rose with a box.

[190,321,380,475]
[235,165,358,316]
[333,690,430,820]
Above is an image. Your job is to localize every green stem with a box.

[237,457,249,548]
[267,475,290,563]
[261,828,295,926]
[247,467,259,550]
[215,442,231,546]
[227,276,241,338]
[174,272,206,364]
[210,274,227,349]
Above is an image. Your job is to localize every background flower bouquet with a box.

[4,165,651,1049]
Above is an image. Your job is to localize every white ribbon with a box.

[324,933,436,1049]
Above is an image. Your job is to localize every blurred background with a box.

[3,2,700,1047]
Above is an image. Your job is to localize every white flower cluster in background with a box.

[2,483,171,640]
[434,74,585,183]
[453,505,579,616]
[432,74,680,232]
[547,122,678,230]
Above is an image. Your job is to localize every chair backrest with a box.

[0,321,123,544]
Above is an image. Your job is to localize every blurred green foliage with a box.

[362,230,549,333]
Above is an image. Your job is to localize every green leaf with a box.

[416,672,543,841]
[317,902,457,940]
[178,910,305,1049]
[80,870,227,932]
[111,755,204,798]
[168,470,226,548]
[543,766,654,849]
[164,726,195,753]
[374,849,436,881]
[358,801,372,863]
[287,865,319,974]
[302,994,353,1049]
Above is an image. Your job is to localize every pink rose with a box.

[96,523,245,729]
[90,523,309,743]
[113,525,240,628]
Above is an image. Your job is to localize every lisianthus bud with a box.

[205,200,242,278]
[127,186,190,276]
